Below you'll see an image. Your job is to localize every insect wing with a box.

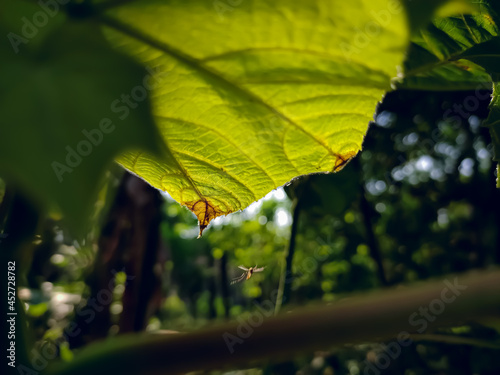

[231,272,247,285]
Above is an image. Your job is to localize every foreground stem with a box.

[49,269,500,375]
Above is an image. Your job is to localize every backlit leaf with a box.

[102,0,411,235]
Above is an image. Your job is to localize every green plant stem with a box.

[48,269,500,375]
[354,156,388,286]
[275,196,302,315]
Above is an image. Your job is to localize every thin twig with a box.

[275,181,306,314]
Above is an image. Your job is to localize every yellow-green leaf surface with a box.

[101,0,411,235]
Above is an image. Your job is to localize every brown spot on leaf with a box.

[184,199,227,238]
[333,151,358,172]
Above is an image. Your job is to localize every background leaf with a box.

[0,16,164,234]
[398,1,498,90]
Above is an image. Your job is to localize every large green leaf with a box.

[100,0,413,235]
[0,8,164,233]
[1,0,494,234]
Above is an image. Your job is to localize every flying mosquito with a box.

[231,265,265,285]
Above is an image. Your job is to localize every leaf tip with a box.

[185,198,228,237]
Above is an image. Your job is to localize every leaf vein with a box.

[156,115,278,187]
[174,149,256,205]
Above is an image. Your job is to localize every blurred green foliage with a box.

[7,87,499,375]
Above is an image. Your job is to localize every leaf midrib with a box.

[99,14,351,163]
